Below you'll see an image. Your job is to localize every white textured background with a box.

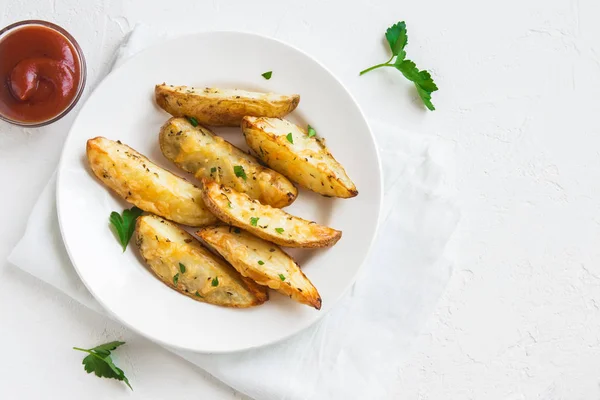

[1,0,599,398]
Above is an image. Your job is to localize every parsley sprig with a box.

[360,21,438,110]
[73,341,132,390]
[109,206,143,252]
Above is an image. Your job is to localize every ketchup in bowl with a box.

[0,20,86,126]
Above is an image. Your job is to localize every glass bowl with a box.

[0,20,87,127]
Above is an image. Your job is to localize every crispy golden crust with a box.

[86,137,217,227]
[159,117,297,208]
[201,179,342,248]
[86,137,217,226]
[242,117,358,198]
[135,215,268,307]
[155,84,300,127]
[197,226,322,309]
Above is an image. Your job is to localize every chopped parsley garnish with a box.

[307,125,317,138]
[195,291,203,298]
[261,71,273,80]
[233,165,247,181]
[186,116,199,126]
[250,217,259,226]
[210,167,217,173]
[278,274,286,281]
[228,202,232,208]
[275,227,284,234]
[286,133,294,144]
[211,276,219,287]
[173,273,179,286]
[258,260,265,265]
[179,263,186,273]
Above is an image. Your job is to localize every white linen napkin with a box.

[8,25,459,400]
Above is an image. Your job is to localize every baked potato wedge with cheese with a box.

[87,137,217,227]
[155,84,300,127]
[135,215,268,307]
[201,179,341,248]
[159,117,297,208]
[242,117,358,198]
[197,226,322,309]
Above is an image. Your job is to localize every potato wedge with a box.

[135,215,268,307]
[86,137,217,227]
[198,226,322,309]
[201,179,341,248]
[155,84,300,127]
[242,117,358,198]
[159,117,297,208]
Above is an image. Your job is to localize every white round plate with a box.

[57,31,382,353]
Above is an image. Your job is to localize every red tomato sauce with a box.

[0,24,82,123]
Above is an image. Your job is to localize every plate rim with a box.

[56,30,384,353]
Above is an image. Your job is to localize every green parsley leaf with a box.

[385,21,408,59]
[212,276,219,287]
[210,167,217,173]
[307,125,317,138]
[359,21,438,110]
[85,341,125,357]
[261,71,273,80]
[228,202,232,208]
[286,133,294,144]
[275,227,284,234]
[250,217,259,226]
[100,354,122,376]
[73,341,132,390]
[258,260,265,265]
[195,291,203,298]
[109,206,143,252]
[90,340,125,356]
[179,263,186,273]
[234,165,247,181]
[415,85,435,111]
[173,273,179,286]
[186,116,199,127]
[81,354,129,388]
[278,274,286,281]
[396,60,438,111]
